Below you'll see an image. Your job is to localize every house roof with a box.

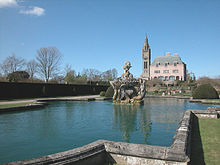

[151,54,184,66]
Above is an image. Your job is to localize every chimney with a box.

[166,52,171,56]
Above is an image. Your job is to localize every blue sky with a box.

[0,0,220,78]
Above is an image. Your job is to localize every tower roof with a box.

[143,35,149,50]
[145,35,148,43]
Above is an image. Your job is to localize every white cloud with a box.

[0,0,18,8]
[20,6,45,16]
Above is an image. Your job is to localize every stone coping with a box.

[145,95,191,99]
[207,107,220,113]
[6,140,106,165]
[191,109,220,118]
[0,97,112,114]
[0,101,48,114]
[36,97,112,102]
[189,99,220,105]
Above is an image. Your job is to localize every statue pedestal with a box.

[113,99,144,105]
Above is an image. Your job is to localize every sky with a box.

[0,0,220,78]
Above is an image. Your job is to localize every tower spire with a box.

[143,35,149,50]
[144,35,148,44]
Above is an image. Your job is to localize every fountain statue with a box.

[110,61,146,105]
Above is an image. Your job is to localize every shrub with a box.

[154,90,158,94]
[192,84,219,99]
[100,91,106,97]
[7,71,30,82]
[105,86,114,97]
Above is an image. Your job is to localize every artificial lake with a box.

[0,97,219,163]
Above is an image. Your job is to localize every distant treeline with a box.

[0,49,118,83]
[0,82,109,99]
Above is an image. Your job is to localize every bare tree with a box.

[197,76,220,88]
[36,47,62,82]
[111,68,118,79]
[0,54,25,76]
[101,68,118,81]
[82,68,101,81]
[64,64,72,75]
[64,70,76,84]
[26,59,38,79]
[64,64,76,84]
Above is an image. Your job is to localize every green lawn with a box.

[191,117,220,165]
[0,102,33,109]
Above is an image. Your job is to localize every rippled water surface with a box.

[0,98,219,163]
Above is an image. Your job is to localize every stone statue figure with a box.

[110,61,146,105]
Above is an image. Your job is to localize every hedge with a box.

[192,84,219,99]
[0,82,109,99]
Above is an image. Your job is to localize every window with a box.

[156,63,159,67]
[174,63,177,66]
[169,76,175,80]
[165,76,168,81]
[173,70,178,73]
[154,70,160,73]
[158,76,164,80]
[144,61,148,69]
[163,70,169,73]
[165,63,168,67]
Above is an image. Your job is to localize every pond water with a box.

[0,98,219,163]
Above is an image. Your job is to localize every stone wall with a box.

[7,140,109,165]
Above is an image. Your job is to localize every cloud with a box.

[20,6,45,16]
[0,0,18,8]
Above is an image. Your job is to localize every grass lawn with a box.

[191,117,220,165]
[0,102,33,109]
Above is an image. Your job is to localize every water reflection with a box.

[139,106,152,144]
[144,98,186,124]
[113,104,152,143]
[113,105,138,142]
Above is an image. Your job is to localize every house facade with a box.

[141,36,186,81]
